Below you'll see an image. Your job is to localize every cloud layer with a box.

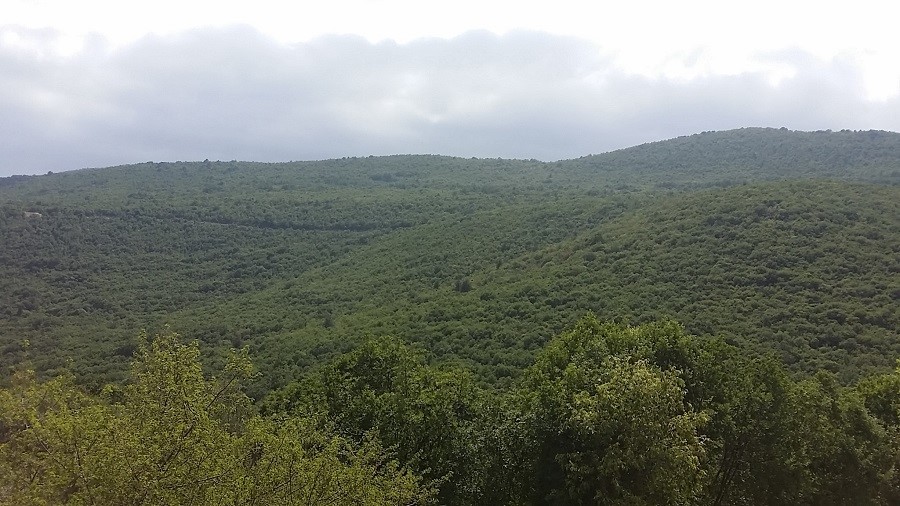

[2,25,898,176]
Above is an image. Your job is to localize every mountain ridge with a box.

[4,127,900,183]
[1,127,897,391]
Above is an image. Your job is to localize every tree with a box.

[854,364,900,503]
[265,335,483,505]
[515,315,709,504]
[0,330,430,505]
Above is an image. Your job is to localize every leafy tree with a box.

[265,335,483,505]
[856,364,900,502]
[0,330,430,505]
[688,350,894,506]
[787,372,893,505]
[507,315,898,505]
[514,316,709,504]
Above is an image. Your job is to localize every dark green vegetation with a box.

[4,320,899,504]
[1,127,899,503]
[1,128,897,389]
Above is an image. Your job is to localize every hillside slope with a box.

[564,127,900,189]
[1,128,897,389]
[189,180,895,387]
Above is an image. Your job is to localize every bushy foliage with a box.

[0,331,430,505]
[265,336,484,505]
[4,317,900,505]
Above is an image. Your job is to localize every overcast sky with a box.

[2,0,899,176]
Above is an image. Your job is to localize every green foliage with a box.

[0,331,430,505]
[858,363,900,426]
[1,129,898,390]
[569,127,900,188]
[701,361,894,505]
[789,373,893,505]
[562,358,707,504]
[477,181,899,381]
[512,317,709,504]
[502,315,898,505]
[856,364,900,502]
[4,317,900,505]
[267,336,483,505]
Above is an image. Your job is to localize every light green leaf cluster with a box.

[517,316,708,505]
[565,357,708,505]
[0,330,430,505]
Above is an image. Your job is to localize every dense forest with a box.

[1,127,899,504]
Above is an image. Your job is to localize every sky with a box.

[2,0,899,176]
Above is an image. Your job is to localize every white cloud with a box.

[0,25,898,175]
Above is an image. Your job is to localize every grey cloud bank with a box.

[1,25,898,176]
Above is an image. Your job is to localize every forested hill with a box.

[0,128,898,392]
[259,180,896,385]
[2,127,900,504]
[2,128,898,199]
[567,127,900,188]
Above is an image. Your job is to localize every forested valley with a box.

[1,127,899,504]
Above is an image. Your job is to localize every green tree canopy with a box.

[266,335,484,505]
[0,330,430,505]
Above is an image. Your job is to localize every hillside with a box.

[179,180,895,389]
[1,128,898,391]
[567,127,900,188]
